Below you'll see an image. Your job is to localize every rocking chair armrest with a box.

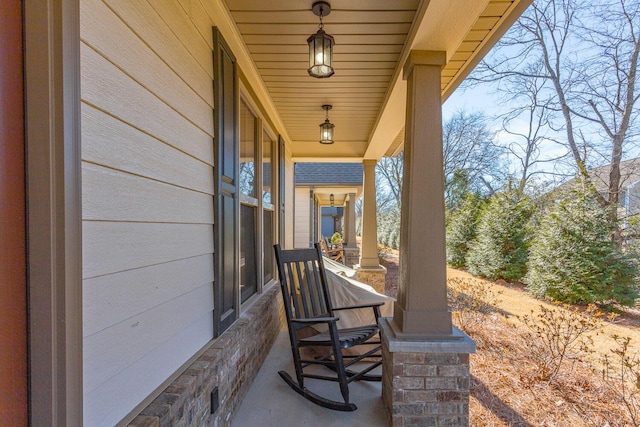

[332,302,385,312]
[291,317,339,326]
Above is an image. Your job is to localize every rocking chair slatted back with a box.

[278,246,332,320]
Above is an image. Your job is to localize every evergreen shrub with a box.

[525,194,638,306]
[446,195,483,267]
[377,210,400,250]
[467,188,533,281]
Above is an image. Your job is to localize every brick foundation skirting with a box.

[383,348,470,427]
[128,285,285,427]
[381,320,475,427]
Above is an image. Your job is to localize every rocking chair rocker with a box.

[273,243,383,411]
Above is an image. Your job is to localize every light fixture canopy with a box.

[319,105,335,144]
[307,1,334,78]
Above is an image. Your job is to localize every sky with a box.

[442,85,490,119]
[441,81,576,187]
[438,0,640,190]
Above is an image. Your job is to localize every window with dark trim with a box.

[262,130,275,283]
[238,100,278,302]
[213,27,282,333]
[240,101,258,302]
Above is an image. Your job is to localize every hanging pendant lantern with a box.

[319,105,335,144]
[307,2,334,78]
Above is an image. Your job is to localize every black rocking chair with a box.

[273,243,383,411]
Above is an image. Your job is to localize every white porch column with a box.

[341,198,348,241]
[355,160,387,294]
[359,160,379,268]
[345,192,357,247]
[381,51,475,427]
[342,193,359,266]
[308,187,314,248]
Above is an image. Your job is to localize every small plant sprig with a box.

[518,303,604,382]
[447,277,503,332]
[600,335,640,426]
[330,232,343,246]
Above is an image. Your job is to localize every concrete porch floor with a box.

[231,329,388,427]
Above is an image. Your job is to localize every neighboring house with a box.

[621,180,640,221]
[0,1,532,426]
[608,159,640,221]
[554,158,640,222]
[294,163,363,257]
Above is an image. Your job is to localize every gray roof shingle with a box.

[295,163,363,186]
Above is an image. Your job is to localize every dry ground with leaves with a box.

[447,268,640,364]
[378,250,640,426]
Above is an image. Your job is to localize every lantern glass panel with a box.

[319,121,334,144]
[307,30,334,78]
[324,38,332,66]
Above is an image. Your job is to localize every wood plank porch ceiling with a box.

[224,0,524,160]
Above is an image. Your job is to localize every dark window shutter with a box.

[213,27,239,336]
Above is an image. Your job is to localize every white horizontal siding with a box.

[176,0,215,49]
[83,222,213,279]
[83,254,214,337]
[84,283,213,394]
[81,0,218,425]
[82,104,213,195]
[103,0,212,97]
[144,1,214,79]
[84,312,213,427]
[81,43,213,165]
[81,0,213,128]
[82,163,213,224]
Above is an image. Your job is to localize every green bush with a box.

[467,188,533,281]
[377,210,400,250]
[446,195,483,267]
[525,193,638,306]
[389,228,399,250]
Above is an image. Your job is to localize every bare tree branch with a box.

[468,0,640,235]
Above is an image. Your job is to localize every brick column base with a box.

[342,247,360,268]
[380,319,476,427]
[354,265,387,295]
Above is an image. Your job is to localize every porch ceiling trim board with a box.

[440,0,533,99]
